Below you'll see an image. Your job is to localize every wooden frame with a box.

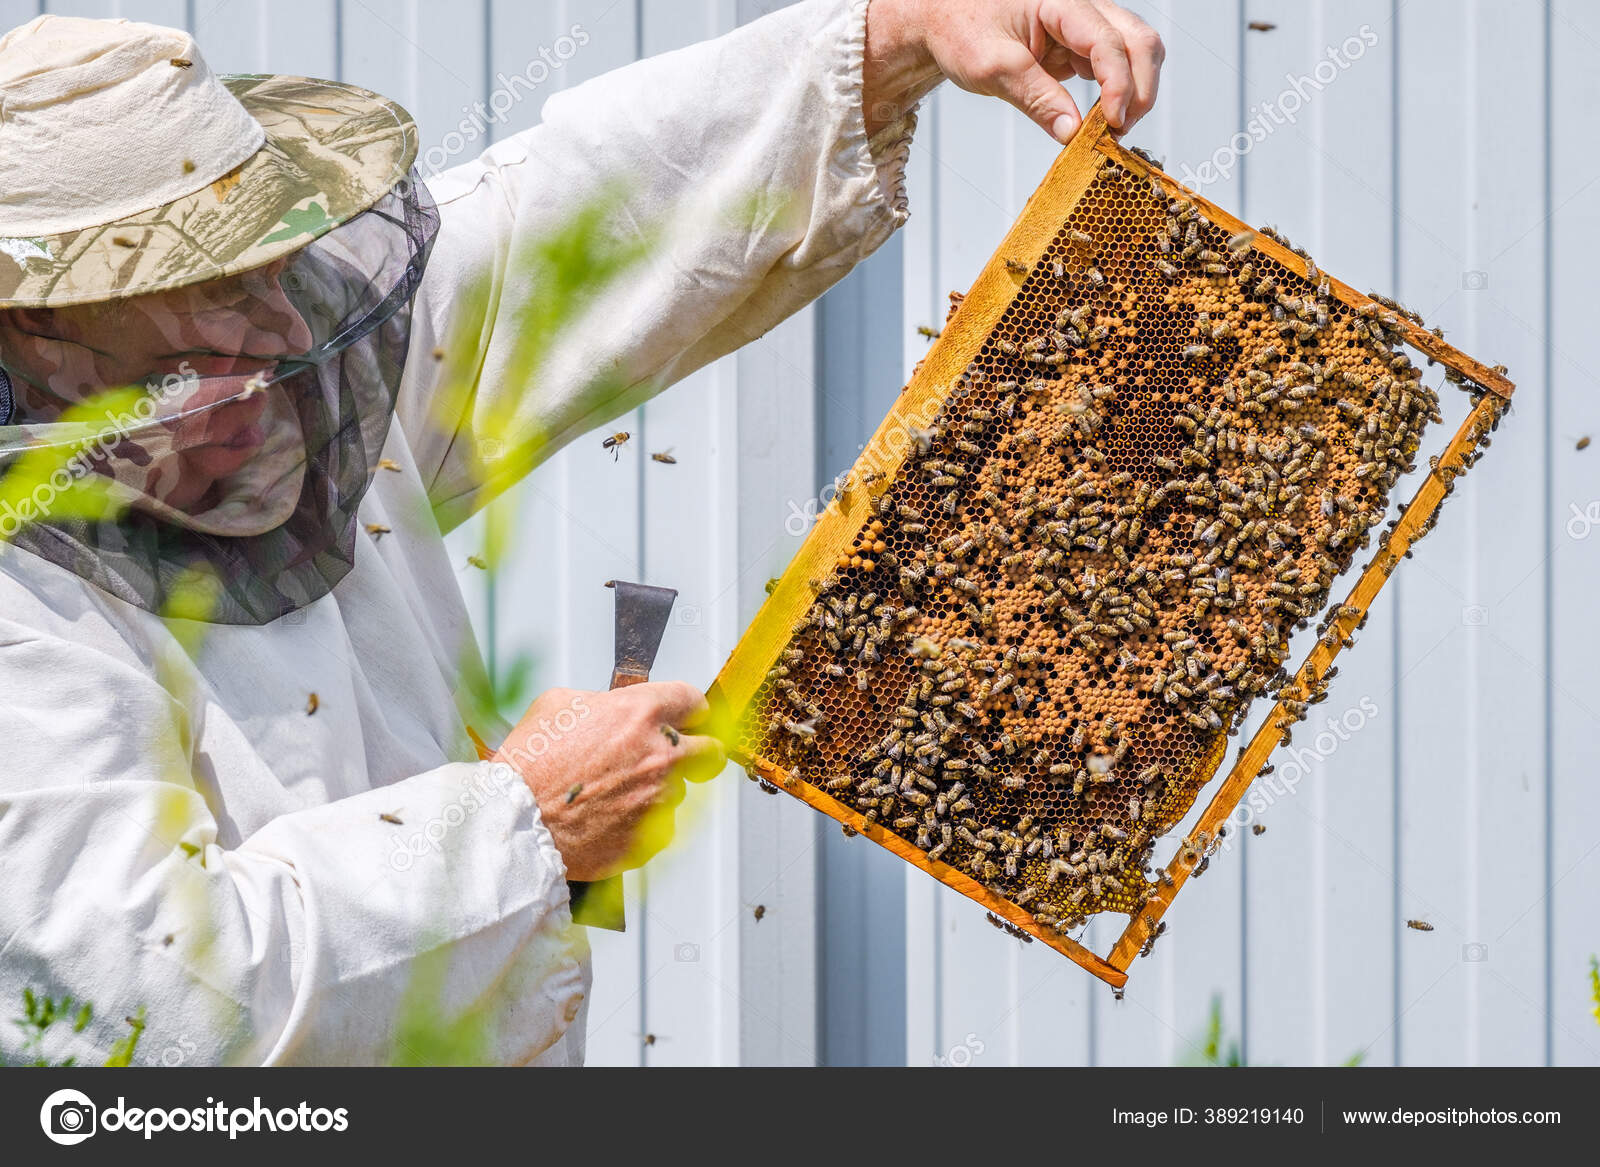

[706,105,1516,989]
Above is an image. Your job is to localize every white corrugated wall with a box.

[13,0,1596,1066]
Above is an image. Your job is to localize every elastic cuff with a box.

[837,0,915,250]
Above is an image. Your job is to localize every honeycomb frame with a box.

[708,105,1515,988]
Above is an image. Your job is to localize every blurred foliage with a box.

[0,387,146,529]
[388,949,492,1067]
[1180,993,1364,1067]
[5,990,144,1068]
[1589,956,1599,1027]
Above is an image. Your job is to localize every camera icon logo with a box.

[1461,270,1489,290]
[40,1088,96,1146]
[673,942,700,963]
[1462,942,1489,963]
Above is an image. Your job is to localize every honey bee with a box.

[651,450,678,464]
[917,325,941,340]
[1406,919,1434,932]
[465,554,488,570]
[306,692,319,716]
[379,812,403,825]
[170,56,193,67]
[602,431,631,460]
[1004,258,1029,275]
[753,904,767,922]
[379,458,402,472]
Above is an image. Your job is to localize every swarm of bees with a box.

[736,154,1506,946]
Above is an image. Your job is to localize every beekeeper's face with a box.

[0,258,314,512]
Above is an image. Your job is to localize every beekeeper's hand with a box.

[495,682,725,881]
[864,0,1164,142]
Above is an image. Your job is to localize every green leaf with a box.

[104,1007,145,1068]
[260,202,338,245]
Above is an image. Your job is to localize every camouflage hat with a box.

[0,17,417,309]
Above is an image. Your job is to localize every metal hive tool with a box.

[707,105,1515,988]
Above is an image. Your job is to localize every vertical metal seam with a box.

[334,0,344,82]
[1541,0,1555,1068]
[1389,0,1403,1070]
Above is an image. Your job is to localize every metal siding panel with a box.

[632,0,746,1068]
[474,0,651,1071]
[1295,0,1402,1069]
[1235,0,1405,1069]
[39,0,185,23]
[1392,0,1474,1066]
[736,308,823,1066]
[1548,0,1600,1068]
[192,1,337,79]
[1456,0,1549,1066]
[1390,0,1555,1066]
[818,237,910,1066]
[0,3,39,33]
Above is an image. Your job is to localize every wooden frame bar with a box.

[708,104,1516,989]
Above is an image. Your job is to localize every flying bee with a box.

[651,450,678,464]
[602,431,631,460]
[1004,257,1029,275]
[306,692,320,716]
[1406,919,1434,932]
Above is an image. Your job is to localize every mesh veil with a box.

[0,176,440,625]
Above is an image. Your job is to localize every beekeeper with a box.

[0,0,1161,1065]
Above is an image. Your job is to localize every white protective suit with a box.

[0,0,912,1065]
